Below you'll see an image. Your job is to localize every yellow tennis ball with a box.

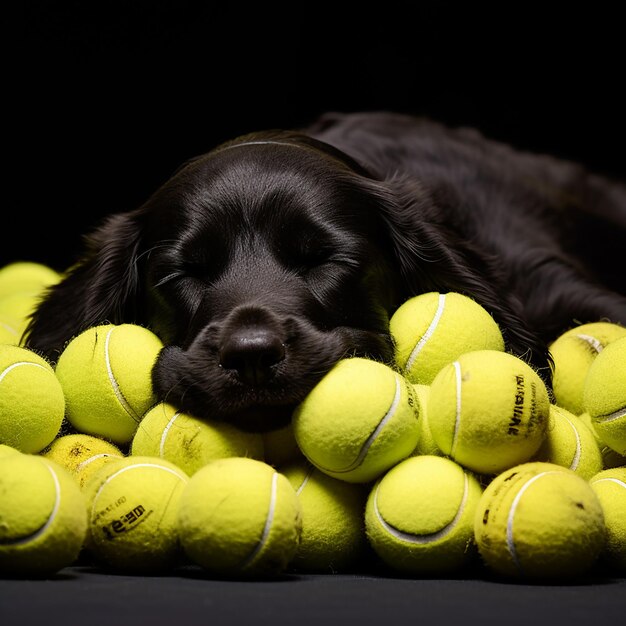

[0,314,21,345]
[0,454,87,576]
[131,402,264,475]
[0,261,61,298]
[0,344,65,453]
[84,456,189,572]
[365,455,483,574]
[389,292,505,385]
[411,383,442,457]
[532,405,603,479]
[55,323,164,445]
[590,467,626,571]
[292,357,420,483]
[0,443,20,458]
[282,460,367,572]
[41,434,124,488]
[474,462,606,579]
[428,350,550,475]
[583,336,626,456]
[178,457,302,577]
[549,322,626,415]
[579,412,626,469]
[262,422,304,469]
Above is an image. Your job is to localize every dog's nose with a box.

[219,327,285,386]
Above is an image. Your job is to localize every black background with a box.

[6,1,625,270]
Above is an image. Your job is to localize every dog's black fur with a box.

[25,111,626,431]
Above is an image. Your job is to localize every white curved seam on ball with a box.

[405,293,446,373]
[240,471,278,570]
[0,462,61,546]
[0,321,18,336]
[594,406,626,423]
[75,453,120,473]
[575,334,603,354]
[450,361,463,457]
[92,462,188,517]
[562,413,582,471]
[296,465,315,496]
[104,328,140,423]
[328,374,402,474]
[0,361,48,384]
[506,471,562,575]
[160,410,182,458]
[591,477,626,490]
[373,473,469,544]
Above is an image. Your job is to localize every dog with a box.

[25,111,626,432]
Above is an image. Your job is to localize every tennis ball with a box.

[178,457,302,577]
[549,322,626,415]
[282,460,367,572]
[583,336,626,456]
[411,383,442,457]
[292,357,420,483]
[428,350,549,475]
[0,443,20,458]
[590,467,626,571]
[262,422,304,469]
[474,461,606,579]
[84,456,189,572]
[365,455,483,574]
[0,261,61,298]
[131,402,264,475]
[0,454,87,576]
[41,434,124,488]
[0,315,21,345]
[0,344,65,453]
[389,292,505,385]
[532,405,602,479]
[55,323,164,445]
[579,412,626,469]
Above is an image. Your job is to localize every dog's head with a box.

[26,129,549,431]
[25,132,414,431]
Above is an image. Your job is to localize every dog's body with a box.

[26,111,626,431]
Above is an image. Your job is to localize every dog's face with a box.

[27,133,406,432]
[144,138,400,430]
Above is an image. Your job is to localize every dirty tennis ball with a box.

[282,460,367,572]
[589,467,626,571]
[428,350,550,475]
[474,461,606,579]
[84,456,189,572]
[178,457,302,577]
[365,455,483,574]
[390,292,505,385]
[55,323,164,445]
[549,322,626,415]
[292,357,420,483]
[0,454,87,576]
[131,402,264,475]
[41,434,125,488]
[0,344,65,453]
[583,336,626,456]
[532,404,602,479]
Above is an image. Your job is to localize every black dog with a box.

[25,111,626,432]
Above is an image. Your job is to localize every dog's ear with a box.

[374,175,551,372]
[24,209,145,360]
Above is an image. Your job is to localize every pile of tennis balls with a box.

[1,261,625,581]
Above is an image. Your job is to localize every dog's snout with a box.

[219,326,285,386]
